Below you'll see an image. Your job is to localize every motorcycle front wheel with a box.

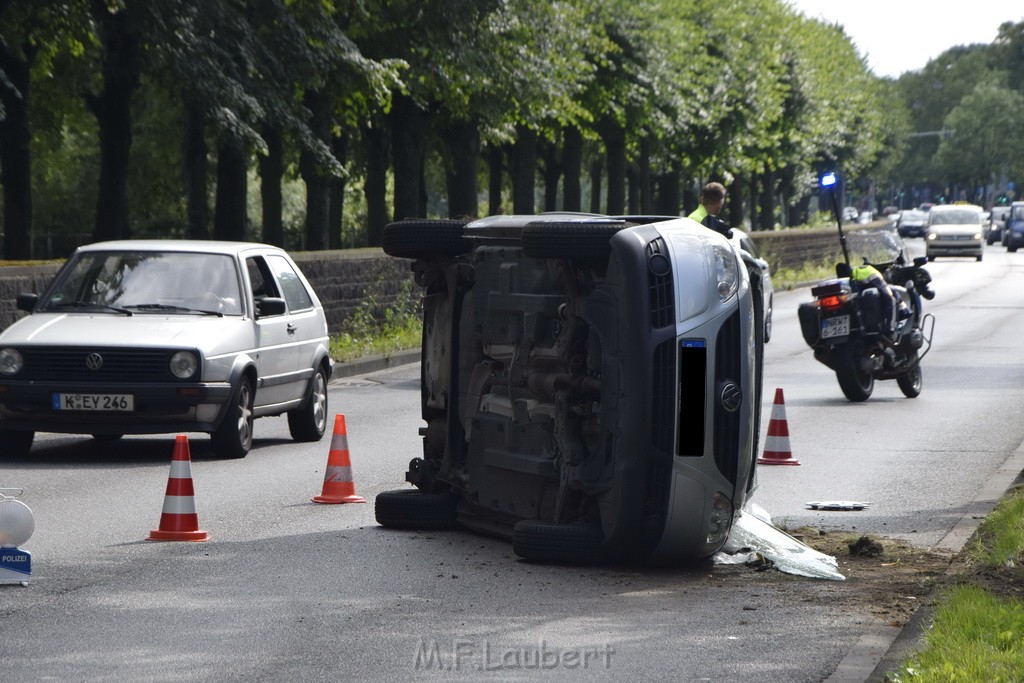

[836,346,874,402]
[897,363,923,398]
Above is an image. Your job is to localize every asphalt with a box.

[329,347,1024,682]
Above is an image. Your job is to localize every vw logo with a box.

[718,380,742,413]
[85,353,104,370]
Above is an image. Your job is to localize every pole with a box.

[829,188,851,266]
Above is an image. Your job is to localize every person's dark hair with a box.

[700,182,727,203]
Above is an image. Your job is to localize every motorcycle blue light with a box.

[819,172,838,188]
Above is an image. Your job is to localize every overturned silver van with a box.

[376,214,764,564]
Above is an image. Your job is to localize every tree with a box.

[935,84,1024,201]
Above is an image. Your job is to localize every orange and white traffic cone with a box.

[148,435,211,541]
[312,414,367,504]
[757,388,800,466]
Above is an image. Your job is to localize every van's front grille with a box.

[646,238,674,328]
[651,339,676,453]
[713,311,742,484]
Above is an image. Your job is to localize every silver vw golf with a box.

[0,240,333,459]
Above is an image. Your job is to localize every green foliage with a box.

[8,0,992,248]
[893,586,1024,682]
[935,84,1024,187]
[969,487,1024,569]
[892,487,1024,682]
[329,274,421,362]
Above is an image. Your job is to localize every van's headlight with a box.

[927,233,937,240]
[169,351,199,379]
[714,245,739,301]
[972,232,982,240]
[0,348,24,376]
[704,492,734,550]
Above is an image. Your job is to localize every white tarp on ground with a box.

[714,504,845,581]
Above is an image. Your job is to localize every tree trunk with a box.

[562,126,583,212]
[439,118,480,219]
[654,164,681,216]
[589,158,603,213]
[749,176,759,230]
[627,164,640,214]
[258,125,284,247]
[683,182,698,216]
[89,0,140,242]
[300,90,331,251]
[728,174,745,228]
[182,99,209,240]
[510,124,537,214]
[390,94,426,221]
[329,133,347,249]
[598,118,626,215]
[363,122,389,246]
[213,137,248,241]
[539,136,561,212]
[757,172,776,231]
[639,136,652,214]
[0,42,33,259]
[487,146,504,214]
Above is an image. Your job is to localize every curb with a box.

[329,348,420,380]
[854,442,1024,682]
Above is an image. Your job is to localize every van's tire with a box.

[382,219,469,259]
[521,221,633,262]
[512,521,607,564]
[374,489,459,530]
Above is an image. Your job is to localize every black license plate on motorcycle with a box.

[821,315,850,339]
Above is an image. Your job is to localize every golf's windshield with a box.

[42,251,243,316]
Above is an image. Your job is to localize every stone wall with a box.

[0,225,872,334]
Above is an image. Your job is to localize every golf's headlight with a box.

[714,245,739,301]
[169,351,199,379]
[0,348,24,376]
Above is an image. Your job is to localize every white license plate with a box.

[54,393,134,412]
[821,315,850,339]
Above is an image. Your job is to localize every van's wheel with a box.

[835,346,874,402]
[288,365,329,442]
[374,489,459,530]
[521,221,634,262]
[211,375,254,459]
[512,521,607,564]
[382,219,469,259]
[897,363,923,398]
[0,429,34,458]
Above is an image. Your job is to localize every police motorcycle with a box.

[797,172,936,402]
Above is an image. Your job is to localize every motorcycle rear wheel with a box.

[897,363,923,398]
[836,346,874,402]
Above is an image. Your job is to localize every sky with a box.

[784,1,1024,78]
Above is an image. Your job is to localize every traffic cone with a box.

[312,414,367,504]
[148,435,211,541]
[757,388,800,466]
